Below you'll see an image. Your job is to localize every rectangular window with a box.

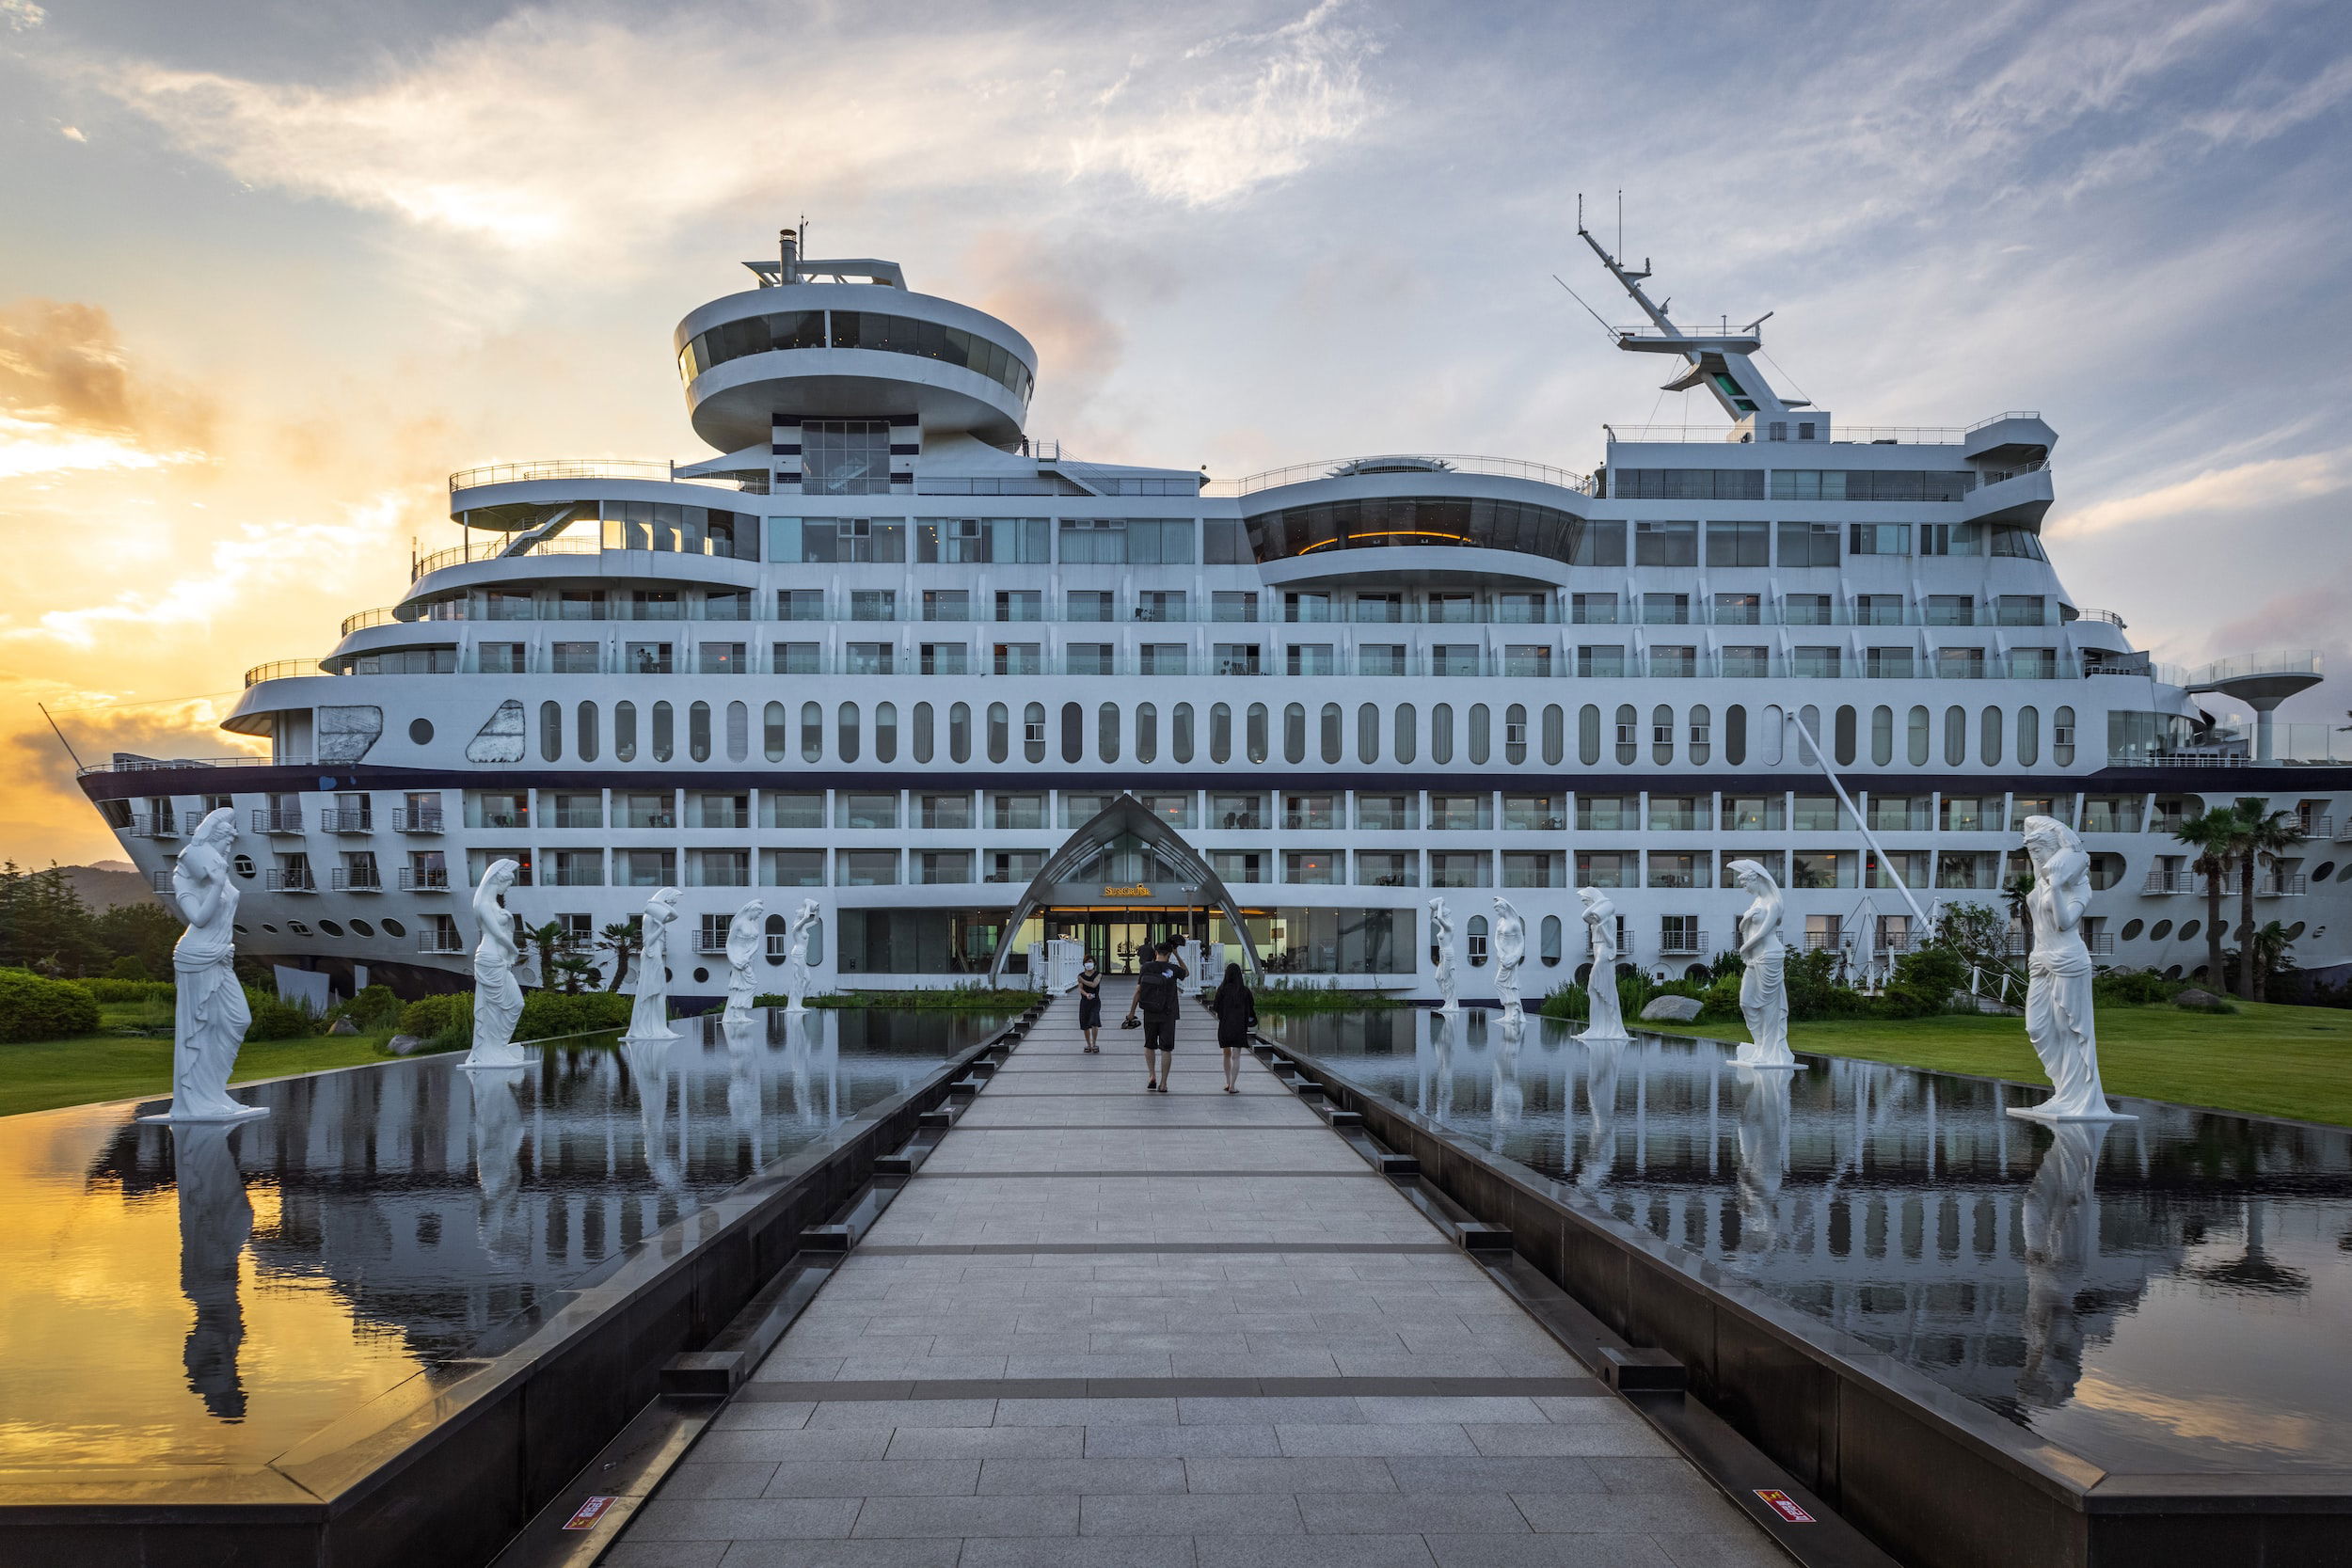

[846,641,894,675]
[993,642,1042,675]
[1204,520,1252,564]
[1065,643,1113,675]
[1705,519,1770,566]
[919,642,968,674]
[1282,793,1341,831]
[774,641,820,673]
[1790,646,1841,677]
[916,850,972,885]
[918,793,973,829]
[1646,795,1704,831]
[1641,592,1691,625]
[1066,590,1115,622]
[778,589,826,621]
[618,849,676,887]
[1920,522,1983,557]
[1209,849,1266,883]
[1775,521,1840,566]
[1571,593,1620,625]
[1357,644,1406,676]
[613,792,671,829]
[1848,523,1912,556]
[1646,852,1700,889]
[802,420,893,496]
[1429,851,1492,888]
[1789,849,1855,889]
[1867,795,1931,832]
[1125,519,1195,563]
[1354,794,1417,832]
[1568,518,1627,565]
[994,590,1042,622]
[1137,792,1196,829]
[1855,594,1905,626]
[1996,594,2048,626]
[1646,646,1697,678]
[1721,795,1785,832]
[1634,520,1697,566]
[1356,850,1416,887]
[991,792,1046,830]
[836,850,899,886]
[1429,794,1493,831]
[1935,647,1986,679]
[1210,792,1267,830]
[763,791,825,829]
[2008,647,2058,679]
[835,792,899,830]
[1866,647,1915,679]
[1502,851,1561,889]
[2079,795,2145,833]
[1213,643,1262,675]
[550,641,599,673]
[1286,644,1337,676]
[1720,645,1770,678]
[1057,519,1127,564]
[697,641,746,674]
[1713,592,1761,625]
[1058,792,1115,828]
[1502,645,1552,676]
[691,849,751,888]
[1612,469,1765,500]
[1719,851,1783,887]
[1211,591,1260,622]
[921,589,972,621]
[1283,850,1339,885]
[1136,590,1186,623]
[985,849,1046,883]
[1577,644,1626,678]
[691,791,749,829]
[1661,915,1703,953]
[1934,851,2000,889]
[1139,644,1187,675]
[1771,470,1975,502]
[1574,850,1633,888]
[850,589,896,621]
[1791,795,1848,832]
[1577,794,1636,832]
[624,641,673,674]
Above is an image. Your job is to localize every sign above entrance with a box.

[1103,884,1151,897]
[1039,882,1202,906]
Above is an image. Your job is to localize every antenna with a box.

[1616,189,1623,261]
[1550,276,1619,341]
[36,703,86,772]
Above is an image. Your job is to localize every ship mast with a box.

[1577,212,1802,426]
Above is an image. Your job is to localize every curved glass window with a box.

[1210,703,1232,764]
[2017,705,2040,767]
[1504,704,1527,766]
[652,701,675,763]
[950,702,972,764]
[689,700,712,763]
[1652,704,1674,766]
[801,701,822,763]
[726,700,749,763]
[1358,703,1380,765]
[1467,914,1489,967]
[1724,704,1746,766]
[913,702,935,764]
[577,700,600,762]
[1245,496,1616,565]
[2054,705,2077,767]
[679,308,1035,404]
[1394,704,1417,765]
[1614,704,1638,766]
[1172,703,1195,764]
[539,700,563,762]
[1025,702,1047,765]
[1943,705,1966,767]
[1908,705,1931,767]
[1432,704,1455,765]
[1469,704,1491,765]
[874,701,897,764]
[837,702,861,764]
[1136,703,1157,765]
[1061,702,1083,764]
[1979,705,2002,767]
[763,701,786,762]
[1540,914,1563,966]
[1246,703,1270,765]
[1834,705,1856,768]
[1283,703,1307,765]
[1579,705,1600,766]
[1098,703,1120,764]
[616,701,638,762]
[1321,703,1343,765]
[987,702,1009,764]
[1871,705,1893,766]
[1689,705,1711,766]
[1542,704,1565,767]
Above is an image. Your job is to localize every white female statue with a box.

[2010,816,2133,1122]
[1576,888,1630,1043]
[147,807,267,1123]
[1428,897,1460,1014]
[1491,896,1527,1020]
[723,897,766,1022]
[464,858,528,1069]
[783,898,820,1013]
[624,887,682,1044]
[1726,859,1796,1069]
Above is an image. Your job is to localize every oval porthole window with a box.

[409,718,434,745]
[350,919,375,937]
[233,854,257,879]
[2313,861,2336,883]
[261,923,279,933]
[319,920,344,937]
[2179,919,2201,942]
[2121,919,2144,941]
[691,967,710,984]
[287,921,310,936]
[2286,922,2308,942]
[2164,964,2183,980]
[382,917,407,938]
[233,923,249,935]
[2151,920,2173,941]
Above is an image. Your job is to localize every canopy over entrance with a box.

[986,793,1262,985]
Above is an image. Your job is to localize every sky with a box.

[2,0,2349,866]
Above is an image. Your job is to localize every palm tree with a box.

[2002,870,2035,958]
[2230,799,2305,1000]
[2249,920,2296,1004]
[595,918,643,993]
[2173,805,2243,991]
[523,920,570,992]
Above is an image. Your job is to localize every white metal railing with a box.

[251,809,303,833]
[1201,453,1598,497]
[329,868,381,892]
[399,868,452,892]
[447,458,765,494]
[2185,650,2325,687]
[416,929,466,954]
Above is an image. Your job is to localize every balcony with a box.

[330,868,382,892]
[1659,928,1709,956]
[2259,876,2309,897]
[1203,451,1598,498]
[392,809,445,833]
[447,457,766,494]
[127,813,179,838]
[252,809,304,834]
[399,868,452,892]
[244,658,319,688]
[2142,873,2196,895]
[2296,816,2334,840]
[149,871,173,894]
[320,808,373,834]
[265,867,316,894]
[416,928,466,955]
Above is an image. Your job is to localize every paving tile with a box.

[1078,1494,1306,1537]
[1294,1492,1532,1534]
[1424,1536,1678,1568]
[1651,1530,1802,1567]
[1464,1422,1675,1458]
[1388,1455,1607,1493]
[1085,1423,1281,1458]
[717,1543,961,1568]
[1354,1396,1549,1424]
[1176,1396,1364,1425]
[1583,1456,1729,1494]
[995,1398,1181,1426]
[977,1457,1190,1494]
[688,1429,896,1465]
[808,1399,998,1428]
[958,1540,1199,1568]
[626,1497,862,1541]
[1273,1423,1477,1456]
[711,1402,817,1432]
[850,1494,1081,1538]
[1194,1539,1437,1568]
[1182,1455,1396,1494]
[600,1542,729,1568]
[758,1460,978,1497]
[882,1424,1085,1459]
[653,1462,778,1499]
[1515,1488,1754,1533]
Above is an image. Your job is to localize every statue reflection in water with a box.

[2017,1121,2113,1407]
[172,1122,253,1419]
[1731,1066,1792,1253]
[469,1067,529,1260]
[723,1011,764,1158]
[1491,1008,1526,1132]
[1577,1035,1625,1194]
[623,1034,681,1193]
[1426,1007,1462,1124]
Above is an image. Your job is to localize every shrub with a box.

[0,967,103,1041]
[398,991,472,1049]
[1880,944,1972,1019]
[340,984,403,1030]
[242,990,318,1042]
[75,976,176,1006]
[107,955,151,982]
[518,989,630,1038]
[2095,968,2180,1006]
[1784,948,1873,1021]
[755,988,1044,1011]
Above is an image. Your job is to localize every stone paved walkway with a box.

[604,1000,1786,1567]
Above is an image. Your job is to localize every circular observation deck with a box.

[1231,458,1603,589]
[675,282,1035,451]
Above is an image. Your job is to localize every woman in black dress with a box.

[1212,962,1255,1094]
[1076,959,1104,1053]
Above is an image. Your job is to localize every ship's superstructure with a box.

[80,227,2348,999]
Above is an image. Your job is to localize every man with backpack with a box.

[1122,940,1189,1092]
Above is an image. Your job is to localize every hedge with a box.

[0,968,103,1042]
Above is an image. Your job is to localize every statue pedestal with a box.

[139,1102,268,1125]
[2007,1101,2136,1124]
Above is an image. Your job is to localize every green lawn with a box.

[1665,1001,2352,1128]
[0,1032,395,1118]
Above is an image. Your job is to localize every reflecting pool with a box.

[0,1008,1001,1475]
[1269,1009,2352,1476]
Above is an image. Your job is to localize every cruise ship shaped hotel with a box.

[85,227,2348,999]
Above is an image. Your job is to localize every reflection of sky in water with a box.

[1271,1010,2352,1474]
[0,1009,998,1474]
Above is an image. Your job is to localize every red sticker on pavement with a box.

[1755,1489,1815,1523]
[564,1496,618,1529]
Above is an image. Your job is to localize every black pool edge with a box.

[0,1006,1038,1568]
[1269,1036,2352,1568]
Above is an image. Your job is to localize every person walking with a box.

[1075,958,1104,1053]
[1122,940,1188,1092]
[1211,961,1255,1094]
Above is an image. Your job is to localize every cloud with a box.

[2046,451,2351,537]
[2,0,41,32]
[0,299,214,477]
[83,4,1377,274]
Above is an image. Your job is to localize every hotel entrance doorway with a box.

[1046,911,1211,976]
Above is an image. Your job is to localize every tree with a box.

[0,863,108,975]
[1938,901,2020,999]
[2174,805,2243,990]
[2002,871,2036,958]
[2230,798,2305,1000]
[2249,920,2296,1004]
[523,920,574,993]
[595,918,642,993]
[96,900,181,979]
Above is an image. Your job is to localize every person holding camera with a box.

[1121,940,1189,1092]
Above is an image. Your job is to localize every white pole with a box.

[1786,712,1931,926]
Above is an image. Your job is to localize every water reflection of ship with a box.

[172,1121,252,1420]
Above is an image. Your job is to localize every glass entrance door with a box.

[1044,911,1208,975]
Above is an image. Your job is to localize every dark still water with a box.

[1269,1009,2352,1477]
[0,1008,1000,1475]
